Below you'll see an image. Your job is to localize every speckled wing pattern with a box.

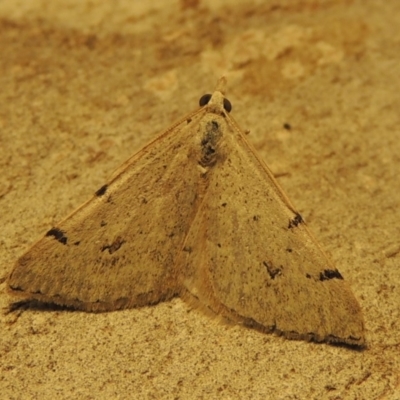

[8,105,208,311]
[8,78,365,346]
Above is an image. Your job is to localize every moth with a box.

[8,77,365,346]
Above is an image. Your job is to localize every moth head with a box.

[199,93,232,113]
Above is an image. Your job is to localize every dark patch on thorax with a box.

[199,120,222,167]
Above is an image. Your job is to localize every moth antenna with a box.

[214,76,227,95]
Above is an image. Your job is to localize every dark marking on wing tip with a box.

[288,213,303,229]
[319,269,343,281]
[101,236,124,255]
[283,123,291,130]
[95,184,108,197]
[263,261,282,279]
[46,228,68,245]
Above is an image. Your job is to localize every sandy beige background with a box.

[1,0,399,398]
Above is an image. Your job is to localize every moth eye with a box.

[199,93,212,107]
[199,94,233,113]
[223,98,232,113]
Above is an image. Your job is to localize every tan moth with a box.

[8,77,365,346]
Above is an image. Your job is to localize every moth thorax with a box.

[198,120,222,167]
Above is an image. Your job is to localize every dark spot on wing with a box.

[221,203,227,207]
[283,123,291,130]
[288,213,303,229]
[101,236,125,255]
[95,184,108,196]
[263,261,282,279]
[46,228,68,245]
[319,269,343,281]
